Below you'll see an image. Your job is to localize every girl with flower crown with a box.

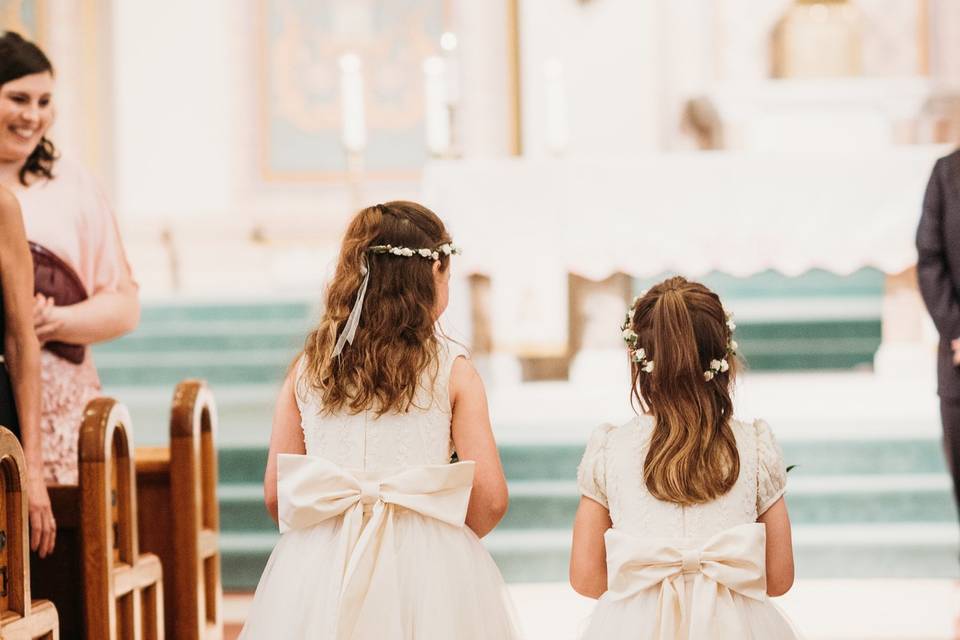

[240,201,521,639]
[570,276,799,639]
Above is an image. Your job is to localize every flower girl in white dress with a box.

[570,276,800,639]
[240,202,521,639]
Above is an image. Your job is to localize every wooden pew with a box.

[0,426,59,639]
[32,398,164,639]
[136,380,222,640]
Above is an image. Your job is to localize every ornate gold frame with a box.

[256,0,455,183]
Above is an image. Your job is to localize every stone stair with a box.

[91,268,957,591]
[207,438,958,589]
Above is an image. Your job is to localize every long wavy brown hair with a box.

[629,276,740,505]
[302,201,453,416]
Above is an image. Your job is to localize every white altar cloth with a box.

[422,146,951,280]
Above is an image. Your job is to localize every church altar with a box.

[422,146,952,374]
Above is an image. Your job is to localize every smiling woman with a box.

[0,31,140,486]
[0,34,56,186]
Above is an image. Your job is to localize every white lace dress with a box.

[240,340,521,639]
[578,416,800,640]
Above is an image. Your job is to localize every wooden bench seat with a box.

[136,380,223,640]
[0,426,60,639]
[32,398,163,639]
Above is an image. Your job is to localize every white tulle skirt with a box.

[239,510,522,640]
[581,575,800,640]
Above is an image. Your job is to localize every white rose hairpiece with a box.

[331,241,462,357]
[368,243,461,262]
[621,299,738,382]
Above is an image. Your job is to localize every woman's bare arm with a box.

[34,273,140,346]
[0,187,55,557]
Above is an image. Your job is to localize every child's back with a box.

[240,202,520,639]
[579,416,785,542]
[571,276,799,639]
[294,337,467,471]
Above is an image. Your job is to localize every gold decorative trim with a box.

[34,0,48,45]
[506,0,522,156]
[79,0,107,178]
[917,0,929,76]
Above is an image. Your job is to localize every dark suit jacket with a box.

[917,149,960,398]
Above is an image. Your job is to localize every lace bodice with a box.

[577,416,787,542]
[293,338,468,471]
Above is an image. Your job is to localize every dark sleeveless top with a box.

[0,282,22,438]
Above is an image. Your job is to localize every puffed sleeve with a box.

[77,164,135,295]
[577,423,615,508]
[755,419,787,515]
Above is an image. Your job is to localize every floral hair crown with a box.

[331,241,462,358]
[621,295,738,382]
[367,242,461,262]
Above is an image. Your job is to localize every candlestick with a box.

[440,32,460,106]
[423,56,450,156]
[544,58,569,156]
[339,52,367,153]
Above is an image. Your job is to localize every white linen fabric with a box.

[578,416,799,639]
[423,149,946,280]
[240,339,521,639]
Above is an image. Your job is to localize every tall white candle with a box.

[339,53,367,153]
[440,31,460,106]
[544,58,569,155]
[423,56,450,156]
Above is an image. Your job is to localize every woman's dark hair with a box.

[0,31,57,186]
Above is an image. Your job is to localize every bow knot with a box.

[276,455,475,640]
[681,549,701,574]
[359,480,380,505]
[603,523,769,640]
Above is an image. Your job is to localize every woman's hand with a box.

[27,471,56,558]
[34,281,139,346]
[33,293,65,344]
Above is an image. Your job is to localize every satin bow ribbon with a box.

[277,454,475,640]
[604,523,768,640]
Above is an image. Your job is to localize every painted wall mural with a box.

[261,0,446,180]
[0,0,44,42]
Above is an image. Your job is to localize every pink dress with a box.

[16,158,134,483]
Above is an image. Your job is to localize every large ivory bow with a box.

[277,454,475,640]
[604,523,768,640]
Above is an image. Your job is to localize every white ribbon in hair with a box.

[331,262,371,358]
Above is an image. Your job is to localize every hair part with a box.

[0,31,58,186]
[302,201,453,416]
[630,276,740,505]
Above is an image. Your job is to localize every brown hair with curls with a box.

[629,276,740,505]
[302,201,453,416]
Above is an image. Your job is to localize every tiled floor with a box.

[223,578,960,639]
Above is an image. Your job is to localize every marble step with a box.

[92,316,881,385]
[216,522,959,590]
[216,474,957,535]
[137,300,314,323]
[93,319,308,353]
[207,438,948,487]
[95,349,295,386]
